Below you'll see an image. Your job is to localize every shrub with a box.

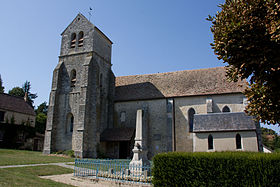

[63,150,75,158]
[152,152,280,186]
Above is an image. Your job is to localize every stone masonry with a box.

[44,14,262,159]
[43,14,114,158]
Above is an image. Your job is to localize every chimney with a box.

[24,92,28,102]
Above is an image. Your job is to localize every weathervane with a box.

[88,7,93,21]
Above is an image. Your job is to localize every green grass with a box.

[0,165,73,187]
[0,149,74,166]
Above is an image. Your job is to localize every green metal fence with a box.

[74,159,152,184]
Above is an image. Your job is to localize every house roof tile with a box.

[0,93,36,116]
[115,67,247,101]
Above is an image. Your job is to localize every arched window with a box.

[188,108,195,132]
[222,105,230,113]
[70,69,76,87]
[70,115,74,132]
[78,31,84,47]
[70,33,76,48]
[99,73,103,87]
[66,113,74,133]
[208,134,213,150]
[236,134,242,149]
[120,111,126,123]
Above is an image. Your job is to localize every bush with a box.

[152,152,280,186]
[63,150,75,158]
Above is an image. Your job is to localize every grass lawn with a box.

[0,165,73,187]
[0,149,74,166]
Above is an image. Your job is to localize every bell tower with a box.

[43,13,115,158]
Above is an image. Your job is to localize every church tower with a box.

[43,14,115,158]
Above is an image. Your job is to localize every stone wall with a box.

[3,110,35,127]
[43,14,114,158]
[114,99,171,159]
[174,93,246,152]
[114,93,247,157]
[193,131,258,152]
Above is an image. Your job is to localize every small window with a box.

[0,111,4,122]
[99,73,103,87]
[208,134,213,150]
[70,115,74,132]
[70,33,76,48]
[70,69,76,87]
[66,113,74,133]
[188,108,195,132]
[222,106,230,113]
[236,134,242,149]
[78,31,84,47]
[120,111,126,123]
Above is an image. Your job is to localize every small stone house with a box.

[43,14,262,159]
[0,93,38,149]
[0,93,35,126]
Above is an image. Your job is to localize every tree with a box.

[22,81,37,106]
[8,87,25,97]
[35,102,48,134]
[261,127,280,151]
[35,102,48,115]
[208,0,280,124]
[0,74,4,93]
[35,113,47,134]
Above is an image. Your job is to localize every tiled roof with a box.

[100,128,135,142]
[115,67,247,101]
[193,112,256,132]
[0,93,36,116]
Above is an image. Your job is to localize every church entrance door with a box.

[119,141,129,159]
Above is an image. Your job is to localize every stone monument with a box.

[129,108,150,174]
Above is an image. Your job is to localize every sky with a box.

[0,0,278,133]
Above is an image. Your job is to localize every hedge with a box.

[152,152,280,186]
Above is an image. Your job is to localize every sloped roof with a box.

[100,128,135,142]
[61,13,94,35]
[61,13,113,44]
[0,93,36,116]
[193,112,256,132]
[115,67,247,101]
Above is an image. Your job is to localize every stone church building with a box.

[43,14,262,158]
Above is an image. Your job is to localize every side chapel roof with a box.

[115,67,247,101]
[0,93,36,116]
[193,112,257,132]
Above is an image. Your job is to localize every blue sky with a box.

[0,0,278,133]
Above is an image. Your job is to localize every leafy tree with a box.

[22,81,37,106]
[35,113,47,134]
[35,102,48,115]
[35,102,48,134]
[8,87,25,97]
[208,0,280,124]
[0,74,4,93]
[261,127,280,150]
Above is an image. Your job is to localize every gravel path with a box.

[0,162,74,169]
[40,174,152,187]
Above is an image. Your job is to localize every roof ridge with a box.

[0,93,25,100]
[116,66,225,78]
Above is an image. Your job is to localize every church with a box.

[43,14,262,158]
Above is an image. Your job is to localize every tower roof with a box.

[61,13,113,44]
[61,13,94,35]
